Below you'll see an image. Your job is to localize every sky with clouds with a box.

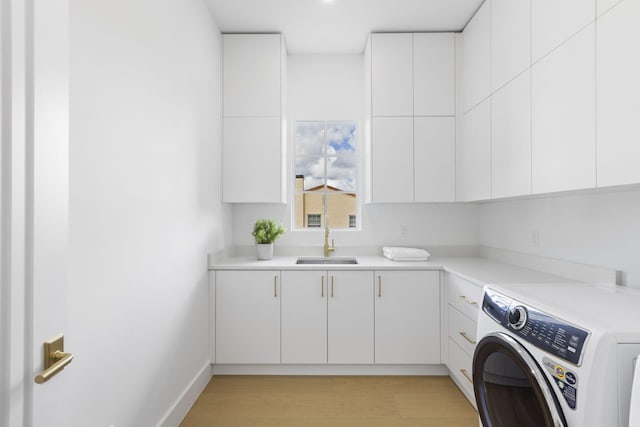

[295,121,357,193]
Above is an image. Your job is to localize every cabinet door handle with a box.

[274,276,278,298]
[378,276,382,298]
[460,369,473,384]
[321,276,324,298]
[331,276,334,298]
[459,295,478,306]
[459,331,477,345]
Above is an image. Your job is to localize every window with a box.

[307,214,322,228]
[294,121,357,230]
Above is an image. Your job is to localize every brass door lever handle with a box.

[34,334,74,384]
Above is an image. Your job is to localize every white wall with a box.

[479,188,640,289]
[69,0,230,426]
[232,202,479,252]
[232,54,479,253]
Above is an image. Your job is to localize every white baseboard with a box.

[157,362,212,427]
[212,364,448,376]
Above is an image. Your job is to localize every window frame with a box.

[291,120,361,232]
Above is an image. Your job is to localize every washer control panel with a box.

[482,289,590,366]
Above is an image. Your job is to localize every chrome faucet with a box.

[323,221,335,257]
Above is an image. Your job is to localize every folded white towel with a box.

[382,247,430,261]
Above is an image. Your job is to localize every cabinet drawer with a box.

[448,306,478,357]
[447,274,483,320]
[448,338,476,408]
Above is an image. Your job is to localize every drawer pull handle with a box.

[331,276,334,298]
[378,276,382,298]
[321,276,324,298]
[460,369,473,384]
[459,295,478,306]
[459,331,477,345]
[274,276,278,297]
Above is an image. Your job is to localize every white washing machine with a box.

[473,283,640,427]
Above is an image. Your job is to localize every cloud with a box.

[295,122,357,193]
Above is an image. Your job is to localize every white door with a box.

[374,271,440,364]
[215,270,281,364]
[327,270,374,364]
[1,0,70,426]
[281,270,328,364]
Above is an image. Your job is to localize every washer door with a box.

[473,332,566,427]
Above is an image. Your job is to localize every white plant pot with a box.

[256,243,274,260]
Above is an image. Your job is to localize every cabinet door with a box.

[223,34,282,117]
[414,117,456,202]
[222,117,283,203]
[597,0,640,187]
[531,0,595,62]
[371,33,413,117]
[215,270,280,364]
[375,271,440,364]
[459,99,491,201]
[327,270,374,364]
[371,117,413,202]
[463,1,491,112]
[491,0,530,91]
[531,25,596,194]
[281,271,327,364]
[491,70,531,198]
[413,33,455,116]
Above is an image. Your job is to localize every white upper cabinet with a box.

[531,24,596,194]
[597,0,640,187]
[531,0,595,62]
[463,0,491,112]
[223,34,283,117]
[460,99,491,201]
[491,70,531,199]
[223,117,284,203]
[414,33,455,116]
[371,117,414,203]
[371,33,413,117]
[414,117,456,202]
[367,32,456,203]
[222,34,286,203]
[491,0,531,91]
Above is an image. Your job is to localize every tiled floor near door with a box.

[180,375,478,427]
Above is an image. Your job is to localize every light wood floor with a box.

[180,375,478,427]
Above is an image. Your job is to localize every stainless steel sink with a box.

[296,257,358,265]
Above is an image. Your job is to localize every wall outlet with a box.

[531,230,540,247]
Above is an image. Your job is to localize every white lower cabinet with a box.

[281,270,374,365]
[215,270,281,364]
[281,270,328,364]
[327,270,375,364]
[214,269,442,367]
[374,271,440,364]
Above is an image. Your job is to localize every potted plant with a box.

[252,219,286,260]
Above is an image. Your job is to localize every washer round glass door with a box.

[473,332,566,427]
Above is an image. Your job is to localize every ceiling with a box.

[205,0,484,54]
